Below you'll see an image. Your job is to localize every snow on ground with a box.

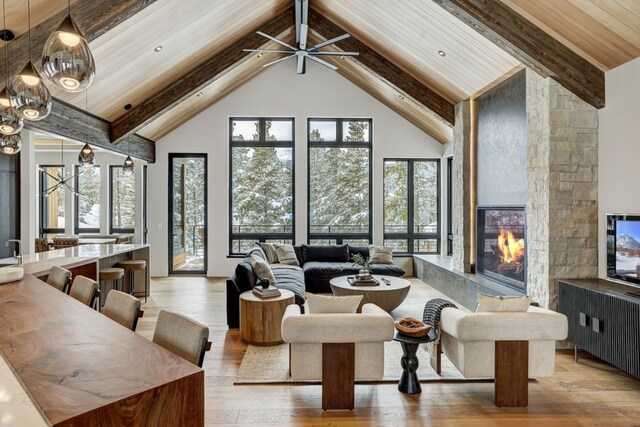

[616,253,640,276]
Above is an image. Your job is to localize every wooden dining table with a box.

[0,274,204,426]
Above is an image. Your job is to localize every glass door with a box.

[168,154,207,274]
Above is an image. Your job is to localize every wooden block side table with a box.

[240,289,295,346]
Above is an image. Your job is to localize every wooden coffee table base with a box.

[240,290,295,346]
[330,275,411,312]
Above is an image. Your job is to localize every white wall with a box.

[598,56,640,278]
[148,61,445,277]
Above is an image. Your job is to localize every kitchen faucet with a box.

[5,239,22,265]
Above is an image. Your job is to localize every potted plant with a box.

[351,253,372,277]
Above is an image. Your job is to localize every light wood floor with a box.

[136,276,640,426]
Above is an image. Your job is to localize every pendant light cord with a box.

[3,0,7,89]
[27,0,31,56]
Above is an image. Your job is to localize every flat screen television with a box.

[607,214,640,287]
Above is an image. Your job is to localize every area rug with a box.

[235,341,486,384]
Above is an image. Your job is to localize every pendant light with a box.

[122,155,135,176]
[0,1,23,135]
[42,0,95,92]
[77,90,95,166]
[9,0,52,121]
[0,133,22,154]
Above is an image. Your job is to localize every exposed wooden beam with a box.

[27,98,155,163]
[308,8,455,126]
[432,0,605,109]
[110,7,295,144]
[0,0,158,85]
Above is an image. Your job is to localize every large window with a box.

[110,166,135,234]
[229,118,294,254]
[447,156,453,256]
[39,165,65,238]
[75,165,101,233]
[308,118,372,245]
[383,159,440,254]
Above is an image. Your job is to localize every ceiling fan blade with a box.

[308,33,351,51]
[307,55,338,71]
[244,49,298,54]
[262,54,296,68]
[297,55,306,74]
[311,51,359,56]
[299,23,308,50]
[256,31,296,50]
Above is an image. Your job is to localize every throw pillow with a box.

[302,244,349,263]
[369,245,394,264]
[248,245,267,261]
[305,293,363,314]
[274,244,300,266]
[234,259,257,292]
[250,255,277,285]
[259,242,279,264]
[475,294,532,313]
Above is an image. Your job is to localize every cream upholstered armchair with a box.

[281,303,394,410]
[438,305,568,407]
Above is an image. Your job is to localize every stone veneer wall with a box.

[526,69,599,310]
[452,100,473,273]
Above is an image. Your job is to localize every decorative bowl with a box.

[394,317,432,337]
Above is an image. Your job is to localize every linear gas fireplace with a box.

[477,207,526,292]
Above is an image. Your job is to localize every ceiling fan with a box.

[243,0,359,74]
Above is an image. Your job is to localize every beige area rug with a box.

[235,279,483,385]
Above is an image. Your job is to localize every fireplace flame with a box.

[497,230,525,264]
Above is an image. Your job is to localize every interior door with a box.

[171,161,187,270]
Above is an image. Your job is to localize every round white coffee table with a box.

[329,275,411,312]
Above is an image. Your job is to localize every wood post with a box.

[322,343,355,410]
[429,341,442,375]
[495,340,529,407]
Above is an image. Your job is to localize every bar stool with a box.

[99,267,125,309]
[118,260,148,302]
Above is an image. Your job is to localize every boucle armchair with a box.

[438,305,568,407]
[281,303,394,410]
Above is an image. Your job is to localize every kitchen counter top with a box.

[0,244,149,266]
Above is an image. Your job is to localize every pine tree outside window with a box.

[383,159,440,254]
[39,165,66,238]
[308,118,372,245]
[229,118,295,255]
[75,165,101,233]
[110,166,136,234]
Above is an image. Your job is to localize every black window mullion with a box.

[407,160,415,252]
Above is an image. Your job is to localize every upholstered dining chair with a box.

[46,266,72,293]
[152,310,211,367]
[69,275,99,309]
[53,236,79,250]
[35,238,49,253]
[102,290,143,331]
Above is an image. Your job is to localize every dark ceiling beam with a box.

[27,98,155,163]
[432,0,605,108]
[309,8,455,126]
[109,6,295,144]
[0,0,158,84]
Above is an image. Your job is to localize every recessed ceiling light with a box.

[438,50,446,57]
[340,55,345,60]
[154,45,163,52]
[196,92,203,97]
[399,95,405,100]
[124,104,132,111]
[257,53,263,58]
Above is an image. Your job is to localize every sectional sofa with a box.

[226,244,405,328]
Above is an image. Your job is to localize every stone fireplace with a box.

[476,207,526,291]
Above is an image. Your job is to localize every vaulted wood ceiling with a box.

[2,0,639,149]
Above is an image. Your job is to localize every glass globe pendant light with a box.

[122,156,135,176]
[42,0,95,92]
[0,133,22,155]
[78,143,95,166]
[0,2,23,135]
[9,0,52,121]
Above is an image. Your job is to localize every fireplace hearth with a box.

[477,207,526,291]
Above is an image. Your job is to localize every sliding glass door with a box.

[168,154,207,274]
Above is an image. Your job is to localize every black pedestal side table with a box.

[393,329,438,394]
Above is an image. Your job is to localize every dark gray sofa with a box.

[226,244,405,328]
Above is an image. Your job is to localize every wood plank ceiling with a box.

[8,0,640,145]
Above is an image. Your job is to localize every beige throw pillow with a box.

[274,244,299,266]
[250,255,277,285]
[306,293,363,314]
[259,243,279,264]
[369,245,394,264]
[475,294,531,313]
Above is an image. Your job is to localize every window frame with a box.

[109,165,136,234]
[307,117,373,245]
[39,164,66,237]
[447,156,453,256]
[383,158,441,255]
[74,165,101,234]
[228,117,296,255]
